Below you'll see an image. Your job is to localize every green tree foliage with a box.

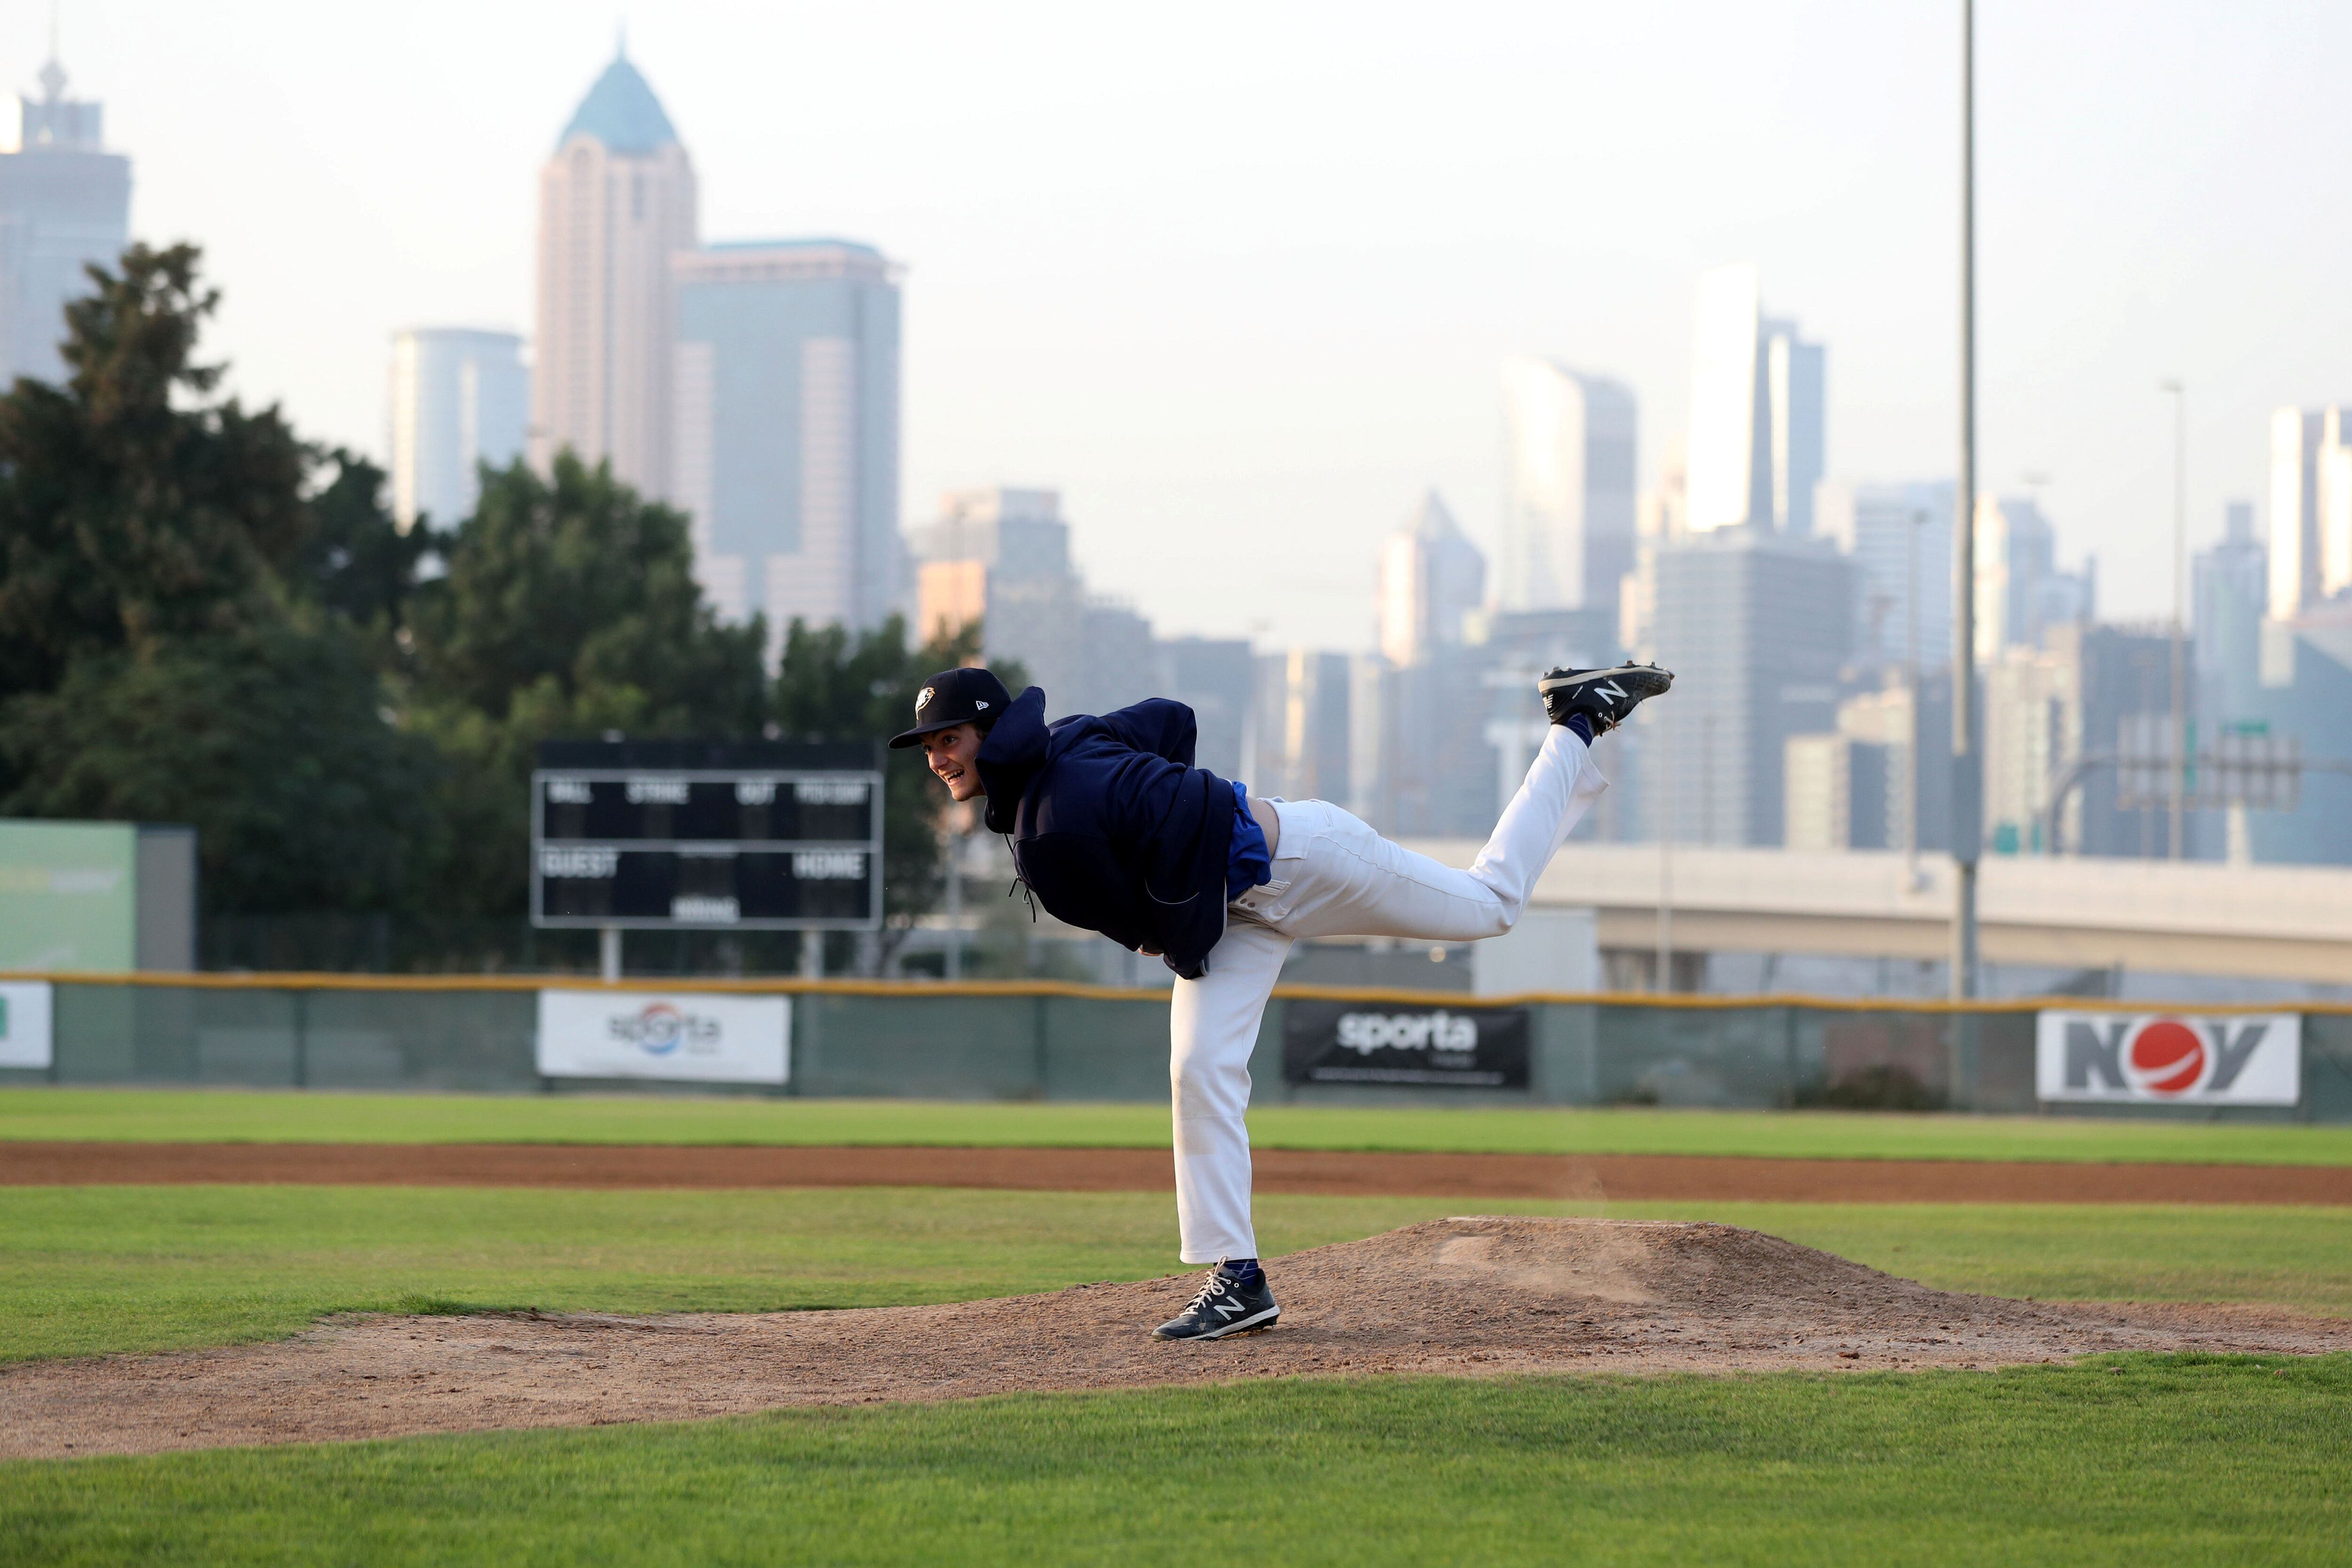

[402,455,769,916]
[0,245,443,912]
[773,615,1019,965]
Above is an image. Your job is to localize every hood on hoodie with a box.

[975,686,1050,834]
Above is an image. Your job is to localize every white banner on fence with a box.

[2034,1011,2300,1106]
[0,980,53,1070]
[536,990,789,1085]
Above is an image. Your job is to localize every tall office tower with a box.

[1971,495,2094,660]
[1650,530,1857,846]
[1498,358,1637,610]
[1376,491,1486,667]
[2051,622,2187,859]
[532,48,697,499]
[2267,406,2352,619]
[673,240,900,646]
[1620,436,1688,659]
[2194,500,2266,697]
[1684,264,1825,537]
[0,51,130,385]
[1156,636,1255,780]
[1816,480,1955,673]
[387,330,530,530]
[909,487,1081,704]
[1247,649,1353,804]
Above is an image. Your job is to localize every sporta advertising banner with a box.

[0,980,54,1070]
[1283,999,1529,1089]
[536,990,790,1085]
[2034,1011,2300,1107]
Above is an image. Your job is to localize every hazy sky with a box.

[12,1,2352,650]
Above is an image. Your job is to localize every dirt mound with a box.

[5,1218,2344,1459]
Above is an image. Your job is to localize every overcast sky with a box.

[12,1,2352,650]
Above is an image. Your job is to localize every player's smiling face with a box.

[922,723,985,802]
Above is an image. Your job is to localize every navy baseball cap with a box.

[889,666,1013,749]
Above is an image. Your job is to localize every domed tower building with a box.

[532,47,698,500]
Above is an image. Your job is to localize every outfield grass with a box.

[6,1186,2348,1363]
[6,1087,2350,1165]
[7,1359,2348,1565]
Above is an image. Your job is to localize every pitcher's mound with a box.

[6,1218,2344,1457]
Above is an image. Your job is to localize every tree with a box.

[772,613,1019,970]
[402,455,769,915]
[293,450,435,643]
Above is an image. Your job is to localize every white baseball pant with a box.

[1168,726,1606,1262]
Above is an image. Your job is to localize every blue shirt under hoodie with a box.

[975,688,1241,979]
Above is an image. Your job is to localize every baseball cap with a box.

[888,666,1014,749]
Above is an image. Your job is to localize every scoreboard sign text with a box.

[2034,1011,2300,1106]
[536,990,790,1085]
[532,740,881,931]
[1283,999,1529,1089]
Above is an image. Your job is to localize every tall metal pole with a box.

[2162,379,2187,860]
[1951,0,1982,1002]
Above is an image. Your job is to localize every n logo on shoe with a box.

[1595,681,1625,704]
[1213,1299,1242,1318]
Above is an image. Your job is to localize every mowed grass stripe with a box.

[4,1186,2348,1363]
[6,1362,2349,1566]
[6,1089,2351,1166]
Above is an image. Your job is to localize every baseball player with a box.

[891,660,1671,1340]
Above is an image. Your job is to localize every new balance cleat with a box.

[1152,1265,1280,1341]
[1538,663,1673,735]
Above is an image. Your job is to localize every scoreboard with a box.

[531,740,882,932]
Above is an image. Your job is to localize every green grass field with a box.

[6,1087,2350,1165]
[6,1185,2349,1364]
[8,1360,2348,1566]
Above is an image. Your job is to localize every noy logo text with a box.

[2035,1011,2301,1106]
[607,1002,722,1057]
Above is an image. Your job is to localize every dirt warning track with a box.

[5,1218,2345,1459]
[3,1140,2350,1204]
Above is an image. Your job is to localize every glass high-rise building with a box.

[1499,358,1636,610]
[672,240,901,650]
[387,329,529,531]
[1685,264,1825,537]
[0,53,129,386]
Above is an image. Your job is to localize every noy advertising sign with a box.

[2035,1011,2301,1107]
[1283,999,1529,1089]
[536,990,790,1085]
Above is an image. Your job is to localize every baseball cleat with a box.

[1538,663,1673,735]
[1152,1265,1280,1341]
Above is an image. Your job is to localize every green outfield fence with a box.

[2,974,2349,1122]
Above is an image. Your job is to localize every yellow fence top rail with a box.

[2,970,2345,1015]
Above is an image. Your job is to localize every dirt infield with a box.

[3,1140,2350,1204]
[5,1217,2345,1459]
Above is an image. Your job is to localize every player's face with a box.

[922,723,985,802]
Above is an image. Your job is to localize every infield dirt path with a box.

[3,1140,2349,1204]
[4,1217,2345,1459]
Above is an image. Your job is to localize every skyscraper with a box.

[1498,359,1636,610]
[0,51,129,385]
[1970,495,2094,660]
[2267,406,2352,619]
[532,49,697,499]
[1815,480,1954,675]
[1375,491,1485,667]
[672,240,901,644]
[1685,264,1825,537]
[2193,500,2265,696]
[387,329,530,530]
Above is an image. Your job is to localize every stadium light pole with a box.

[2161,379,2187,860]
[1951,0,1982,1003]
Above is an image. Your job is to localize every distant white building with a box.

[1498,358,1636,610]
[1376,491,1486,668]
[2267,405,2352,619]
[1816,480,1955,673]
[0,51,130,386]
[1685,264,1824,537]
[1971,496,2094,661]
[387,329,530,531]
[672,240,901,648]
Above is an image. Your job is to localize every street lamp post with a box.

[1951,0,1982,1002]
[2161,379,2187,861]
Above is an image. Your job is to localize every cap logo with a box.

[916,686,935,713]
[976,700,990,711]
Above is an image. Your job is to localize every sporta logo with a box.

[2035,1010,2301,1106]
[1335,1010,1479,1055]
[606,1002,722,1057]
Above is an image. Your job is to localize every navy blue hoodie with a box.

[974,686,1236,980]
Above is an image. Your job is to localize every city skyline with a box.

[9,2,2352,651]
